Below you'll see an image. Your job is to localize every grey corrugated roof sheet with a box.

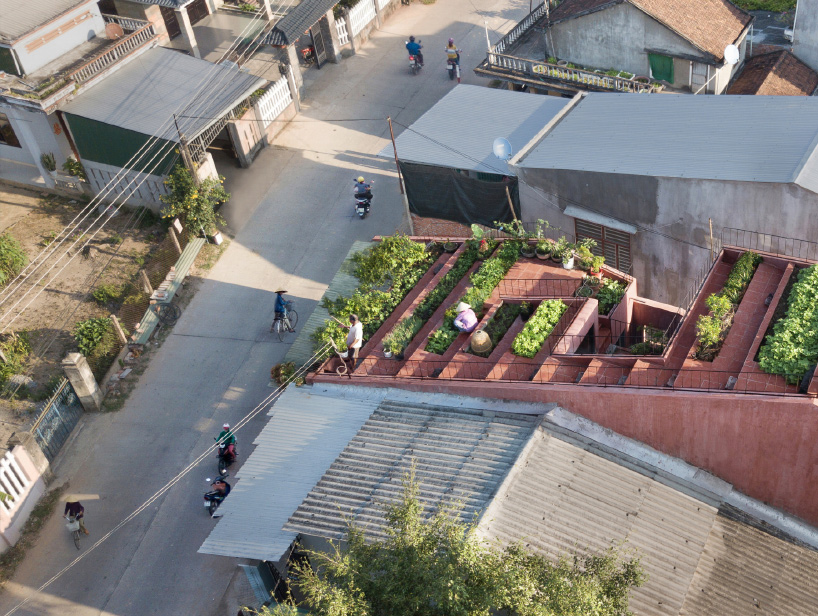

[119,0,193,8]
[478,422,818,615]
[283,401,540,541]
[515,93,818,187]
[198,386,379,561]
[263,0,338,46]
[0,0,86,43]
[61,47,265,142]
[378,85,571,176]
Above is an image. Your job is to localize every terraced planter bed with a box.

[511,300,568,358]
[467,302,528,358]
[383,243,486,356]
[425,241,520,355]
[758,263,818,383]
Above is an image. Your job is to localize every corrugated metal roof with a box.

[123,0,192,8]
[0,0,87,43]
[264,0,338,46]
[283,401,541,541]
[379,85,571,175]
[477,424,818,615]
[516,93,818,185]
[680,513,818,615]
[61,47,265,142]
[198,386,379,561]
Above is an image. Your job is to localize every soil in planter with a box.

[467,303,523,358]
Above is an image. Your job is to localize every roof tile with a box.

[728,50,818,96]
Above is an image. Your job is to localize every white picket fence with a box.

[349,0,377,37]
[256,77,293,128]
[336,19,350,46]
[0,451,31,514]
[376,0,390,10]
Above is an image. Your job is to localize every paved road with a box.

[0,1,527,614]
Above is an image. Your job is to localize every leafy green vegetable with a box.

[511,300,567,358]
[758,264,818,383]
[597,278,626,314]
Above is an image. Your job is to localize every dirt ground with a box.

[0,183,165,438]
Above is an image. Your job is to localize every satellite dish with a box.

[493,137,513,161]
[724,44,739,65]
[105,22,124,40]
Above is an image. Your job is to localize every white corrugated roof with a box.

[198,386,379,561]
[61,47,265,142]
[283,401,541,542]
[379,84,571,175]
[516,93,818,185]
[0,0,87,43]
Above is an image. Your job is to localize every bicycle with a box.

[151,299,181,325]
[65,515,82,550]
[270,300,298,342]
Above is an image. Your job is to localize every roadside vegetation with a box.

[731,0,795,10]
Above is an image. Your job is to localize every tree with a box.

[251,470,645,616]
[159,164,229,236]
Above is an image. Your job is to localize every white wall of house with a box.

[11,0,105,74]
[794,0,818,72]
[0,102,73,188]
[0,446,47,552]
[546,3,743,92]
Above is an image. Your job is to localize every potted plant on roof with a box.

[520,240,536,258]
[589,255,605,280]
[443,238,458,253]
[574,238,596,271]
[535,239,552,260]
[562,242,575,270]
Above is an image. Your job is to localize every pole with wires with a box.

[174,114,200,185]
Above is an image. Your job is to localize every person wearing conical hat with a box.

[453,302,477,333]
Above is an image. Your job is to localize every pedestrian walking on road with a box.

[64,500,89,535]
[333,314,363,372]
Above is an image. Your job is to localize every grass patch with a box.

[0,233,28,288]
[196,237,231,272]
[0,332,31,388]
[731,0,794,10]
[0,484,66,585]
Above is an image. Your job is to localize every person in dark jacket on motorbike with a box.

[354,177,372,200]
[406,36,423,66]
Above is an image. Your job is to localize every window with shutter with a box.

[575,219,631,272]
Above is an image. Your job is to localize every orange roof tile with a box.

[728,50,818,96]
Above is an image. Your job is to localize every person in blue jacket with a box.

[406,36,423,66]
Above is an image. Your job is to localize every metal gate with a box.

[160,6,181,39]
[310,19,328,68]
[30,378,83,462]
[187,0,210,25]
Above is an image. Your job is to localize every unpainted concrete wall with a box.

[12,0,105,74]
[794,0,818,72]
[547,2,704,82]
[516,168,818,304]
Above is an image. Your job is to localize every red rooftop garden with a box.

[305,231,818,527]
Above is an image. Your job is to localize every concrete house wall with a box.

[794,0,818,72]
[12,0,106,74]
[546,2,746,92]
[516,167,818,304]
[0,102,74,188]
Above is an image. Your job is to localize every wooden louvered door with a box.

[575,219,632,273]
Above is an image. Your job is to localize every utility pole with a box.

[387,117,413,235]
[174,114,199,185]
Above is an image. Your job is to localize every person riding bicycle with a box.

[64,500,89,535]
[217,423,237,459]
[445,38,461,65]
[406,35,424,66]
[273,288,294,332]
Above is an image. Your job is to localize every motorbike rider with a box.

[212,477,231,498]
[354,176,373,201]
[406,35,423,67]
[445,38,461,66]
[217,423,236,461]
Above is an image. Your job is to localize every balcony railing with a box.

[493,2,551,55]
[66,18,156,85]
[101,13,149,33]
[483,53,657,93]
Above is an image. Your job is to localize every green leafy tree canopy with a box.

[255,470,645,616]
[159,164,229,235]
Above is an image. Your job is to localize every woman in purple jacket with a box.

[453,302,478,333]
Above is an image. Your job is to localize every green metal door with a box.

[648,53,674,83]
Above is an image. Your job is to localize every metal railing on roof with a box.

[493,1,550,55]
[67,18,156,85]
[722,228,818,263]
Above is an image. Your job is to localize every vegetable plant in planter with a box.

[573,238,596,270]
[584,275,601,288]
[576,286,594,298]
[443,240,458,253]
[588,255,605,278]
[535,240,551,260]
[511,300,567,358]
[520,242,536,258]
[597,278,626,314]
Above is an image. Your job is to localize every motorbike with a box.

[300,45,316,66]
[406,40,422,75]
[215,437,238,475]
[204,475,231,517]
[354,179,373,219]
[446,50,462,83]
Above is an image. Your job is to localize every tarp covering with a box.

[400,161,520,227]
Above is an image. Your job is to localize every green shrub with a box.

[160,164,229,236]
[312,236,434,353]
[758,264,818,383]
[597,278,626,314]
[721,251,762,304]
[511,300,567,358]
[0,234,28,288]
[92,283,123,305]
[695,315,723,350]
[731,0,794,11]
[705,293,732,320]
[0,332,31,386]
[62,156,86,181]
[74,317,112,356]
